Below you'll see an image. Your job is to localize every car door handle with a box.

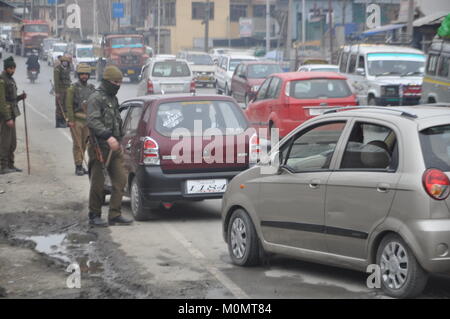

[309,179,321,189]
[377,183,390,193]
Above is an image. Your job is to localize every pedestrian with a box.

[86,65,133,227]
[0,56,27,174]
[53,55,72,128]
[66,64,95,176]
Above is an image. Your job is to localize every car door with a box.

[436,53,450,103]
[257,121,348,251]
[218,57,228,90]
[246,77,272,130]
[137,64,150,96]
[120,102,145,176]
[231,64,243,101]
[325,119,401,259]
[263,77,282,129]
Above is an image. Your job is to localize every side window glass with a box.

[267,77,281,99]
[348,54,357,73]
[358,55,365,69]
[256,78,272,100]
[284,122,346,172]
[340,52,349,73]
[340,122,398,171]
[438,56,450,78]
[123,106,144,135]
[426,54,439,75]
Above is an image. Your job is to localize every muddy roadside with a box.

[0,139,157,299]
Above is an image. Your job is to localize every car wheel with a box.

[216,82,222,94]
[376,234,428,298]
[368,97,377,106]
[227,209,262,266]
[225,84,230,96]
[130,178,157,221]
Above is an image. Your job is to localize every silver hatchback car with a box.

[222,104,450,298]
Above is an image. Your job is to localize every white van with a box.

[338,44,426,106]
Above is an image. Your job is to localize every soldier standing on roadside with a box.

[86,65,133,227]
[0,57,27,174]
[66,64,95,176]
[53,55,72,128]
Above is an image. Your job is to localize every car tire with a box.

[227,209,262,266]
[225,84,230,96]
[368,97,377,106]
[376,234,428,298]
[216,82,222,94]
[130,178,158,221]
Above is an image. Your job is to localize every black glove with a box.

[17,93,27,101]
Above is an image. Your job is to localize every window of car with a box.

[357,55,365,69]
[290,79,352,99]
[426,54,439,76]
[282,121,347,172]
[220,57,228,70]
[155,100,248,137]
[348,54,357,73]
[420,124,450,171]
[437,55,450,78]
[340,122,398,171]
[123,105,144,135]
[266,77,281,99]
[247,64,282,78]
[152,61,191,77]
[255,78,272,100]
[339,51,349,73]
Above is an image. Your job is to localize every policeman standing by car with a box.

[53,55,72,128]
[0,57,26,174]
[86,65,133,227]
[66,64,95,176]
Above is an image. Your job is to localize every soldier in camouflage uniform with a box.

[66,64,96,176]
[0,57,27,174]
[86,65,133,227]
[54,55,72,128]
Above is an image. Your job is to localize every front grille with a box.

[120,55,139,66]
[383,85,399,97]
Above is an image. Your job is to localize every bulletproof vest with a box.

[94,89,123,141]
[0,71,20,119]
[56,65,72,89]
[73,82,95,114]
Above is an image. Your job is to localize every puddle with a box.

[26,234,70,263]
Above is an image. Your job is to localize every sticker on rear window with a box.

[160,110,183,128]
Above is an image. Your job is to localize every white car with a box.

[215,54,257,96]
[297,64,339,72]
[73,44,96,77]
[47,42,68,66]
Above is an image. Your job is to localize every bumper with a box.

[375,96,421,106]
[195,76,215,85]
[135,166,248,205]
[409,219,450,273]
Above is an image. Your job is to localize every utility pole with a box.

[302,0,306,44]
[23,0,27,20]
[93,0,97,40]
[157,0,161,54]
[118,0,121,32]
[30,0,34,20]
[265,0,270,55]
[328,0,333,62]
[406,0,414,44]
[204,0,210,53]
[285,0,293,65]
[55,0,58,37]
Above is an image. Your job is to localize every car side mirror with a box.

[356,68,366,76]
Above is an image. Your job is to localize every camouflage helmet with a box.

[76,63,91,74]
[60,55,71,62]
[103,65,123,82]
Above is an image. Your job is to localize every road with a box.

[1,55,450,299]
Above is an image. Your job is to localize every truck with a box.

[12,20,49,57]
[73,42,97,77]
[96,33,149,82]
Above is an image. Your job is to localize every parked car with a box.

[231,60,283,106]
[178,50,216,87]
[215,54,257,96]
[136,57,195,96]
[297,64,339,73]
[47,42,68,66]
[222,103,450,299]
[245,72,358,138]
[421,37,450,104]
[116,94,257,221]
[209,47,229,64]
[337,44,426,106]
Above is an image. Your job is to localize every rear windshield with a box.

[156,100,248,137]
[420,125,450,171]
[248,64,282,78]
[311,67,339,72]
[290,79,352,99]
[187,54,214,65]
[152,61,191,77]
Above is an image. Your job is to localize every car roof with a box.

[271,71,347,80]
[302,64,339,68]
[123,94,236,104]
[239,60,280,65]
[222,54,257,60]
[343,44,424,55]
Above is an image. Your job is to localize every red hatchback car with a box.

[245,72,358,138]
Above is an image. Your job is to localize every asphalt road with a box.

[8,54,450,299]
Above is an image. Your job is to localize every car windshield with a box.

[152,61,191,77]
[420,125,450,171]
[53,44,67,52]
[187,54,214,65]
[24,24,49,33]
[77,48,94,58]
[156,100,248,137]
[367,53,426,76]
[230,59,251,72]
[247,64,282,78]
[111,37,143,48]
[290,79,352,99]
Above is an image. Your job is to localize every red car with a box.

[245,72,358,138]
[230,61,283,106]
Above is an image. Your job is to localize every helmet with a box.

[103,65,123,82]
[60,55,71,62]
[76,63,91,74]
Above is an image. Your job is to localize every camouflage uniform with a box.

[0,70,22,172]
[87,79,126,221]
[53,60,72,127]
[66,80,95,169]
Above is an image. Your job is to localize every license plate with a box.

[308,108,325,116]
[199,76,209,81]
[128,69,135,74]
[186,179,227,194]
[162,84,183,91]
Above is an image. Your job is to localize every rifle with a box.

[89,128,112,179]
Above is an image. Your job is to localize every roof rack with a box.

[322,106,418,119]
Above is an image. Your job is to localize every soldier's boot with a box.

[75,165,84,176]
[8,164,22,172]
[109,215,133,226]
[1,167,19,174]
[83,167,89,175]
[88,212,108,227]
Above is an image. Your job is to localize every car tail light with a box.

[190,80,196,93]
[147,80,154,94]
[142,137,160,165]
[249,133,261,163]
[422,169,450,200]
